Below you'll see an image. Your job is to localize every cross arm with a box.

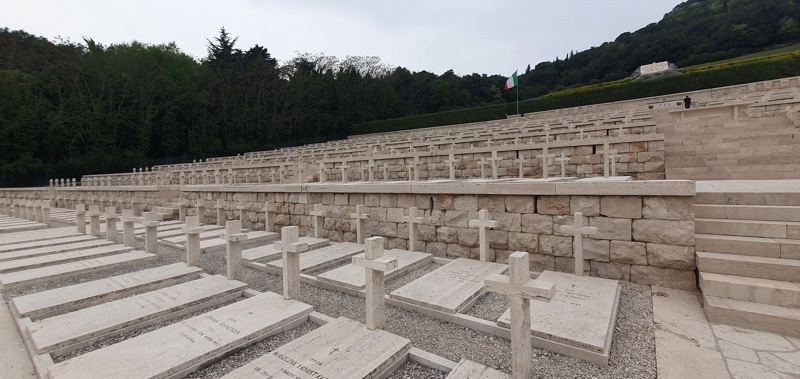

[275,242,309,253]
[352,256,398,272]
[484,275,556,301]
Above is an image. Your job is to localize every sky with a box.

[3,0,680,76]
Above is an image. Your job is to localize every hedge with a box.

[350,54,800,136]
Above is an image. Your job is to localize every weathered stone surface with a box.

[539,235,572,257]
[454,195,478,211]
[609,241,648,265]
[631,265,696,291]
[600,196,642,219]
[508,232,538,252]
[646,243,695,270]
[643,197,694,221]
[590,261,631,281]
[555,257,589,275]
[432,194,454,210]
[584,238,610,262]
[447,243,472,259]
[570,196,600,217]
[478,195,505,212]
[487,230,509,250]
[425,241,447,256]
[521,213,553,234]
[444,210,469,227]
[505,196,534,213]
[589,217,632,241]
[436,227,458,244]
[457,228,479,247]
[537,196,570,215]
[633,220,694,246]
[494,212,521,232]
[530,253,555,272]
[317,249,432,290]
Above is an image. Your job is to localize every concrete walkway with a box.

[0,298,35,378]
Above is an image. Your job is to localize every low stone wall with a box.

[1,180,696,290]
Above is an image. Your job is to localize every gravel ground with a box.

[4,228,658,378]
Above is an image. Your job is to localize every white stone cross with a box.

[223,220,249,280]
[617,124,625,137]
[555,151,570,178]
[184,215,204,267]
[276,226,309,300]
[469,209,498,262]
[216,199,226,226]
[309,204,326,238]
[412,155,422,181]
[296,164,305,184]
[598,142,618,178]
[341,160,349,183]
[354,236,398,330]
[88,205,102,238]
[403,207,424,252]
[445,153,458,180]
[578,130,586,140]
[514,157,526,178]
[488,151,502,179]
[367,159,375,182]
[537,145,555,179]
[360,166,368,181]
[351,204,370,244]
[263,201,276,232]
[609,152,621,177]
[484,251,555,379]
[478,158,489,179]
[105,206,119,242]
[559,212,598,276]
[143,212,161,255]
[382,165,389,181]
[318,162,327,183]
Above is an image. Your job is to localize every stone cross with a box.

[617,124,625,137]
[469,209,499,262]
[559,212,598,275]
[484,251,555,379]
[121,209,137,247]
[353,237,398,330]
[367,159,376,182]
[488,151,503,179]
[445,153,458,180]
[309,204,326,238]
[555,151,570,178]
[318,161,327,183]
[351,204,370,244]
[537,145,555,179]
[42,202,51,226]
[88,205,102,238]
[223,220,249,280]
[609,152,621,177]
[143,212,161,255]
[276,226,309,300]
[412,156,422,181]
[34,202,43,223]
[236,200,248,224]
[76,204,86,234]
[598,142,618,178]
[341,160,349,183]
[478,158,489,179]
[216,199,226,226]
[296,164,305,184]
[514,157,526,178]
[263,201,276,232]
[196,201,206,224]
[403,207,424,252]
[184,216,204,267]
[105,206,119,243]
[178,199,187,221]
[360,167,368,181]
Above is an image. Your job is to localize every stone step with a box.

[703,294,800,338]
[695,234,800,259]
[699,272,800,308]
[0,245,133,273]
[695,191,800,206]
[696,251,800,282]
[695,218,800,239]
[695,204,800,222]
[152,206,177,214]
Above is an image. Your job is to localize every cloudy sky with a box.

[3,0,680,76]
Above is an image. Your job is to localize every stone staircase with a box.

[695,188,800,337]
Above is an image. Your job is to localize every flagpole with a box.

[516,76,519,115]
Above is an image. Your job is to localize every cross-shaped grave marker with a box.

[469,209,499,262]
[488,151,503,179]
[143,212,161,255]
[403,207,424,252]
[367,159,376,182]
[88,205,102,238]
[236,200,248,224]
[318,162,327,183]
[514,157,527,178]
[351,204,370,244]
[341,160,349,183]
[555,151,570,178]
[223,220,249,280]
[121,209,138,247]
[309,204,326,238]
[478,158,489,179]
[559,212,598,275]
[42,201,51,226]
[263,201,276,233]
[353,237,398,330]
[536,145,555,179]
[105,206,119,242]
[275,226,309,300]
[215,199,226,226]
[609,151,621,177]
[382,165,389,181]
[484,251,555,379]
[445,153,458,180]
[598,142,618,178]
[184,215,204,267]
[195,201,206,224]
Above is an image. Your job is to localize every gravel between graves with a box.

[11,233,657,378]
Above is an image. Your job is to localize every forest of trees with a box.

[1,0,799,186]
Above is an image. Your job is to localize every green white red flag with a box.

[504,71,518,91]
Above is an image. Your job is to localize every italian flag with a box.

[504,70,518,91]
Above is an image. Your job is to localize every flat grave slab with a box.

[11,263,203,319]
[0,223,48,233]
[0,239,114,262]
[153,225,222,239]
[0,251,157,289]
[220,317,410,379]
[446,359,508,378]
[242,236,329,262]
[29,274,248,354]
[0,227,76,246]
[389,258,507,314]
[46,292,313,379]
[266,242,365,273]
[0,235,96,254]
[317,249,433,290]
[198,231,278,251]
[497,271,620,356]
[162,228,229,244]
[0,245,132,273]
